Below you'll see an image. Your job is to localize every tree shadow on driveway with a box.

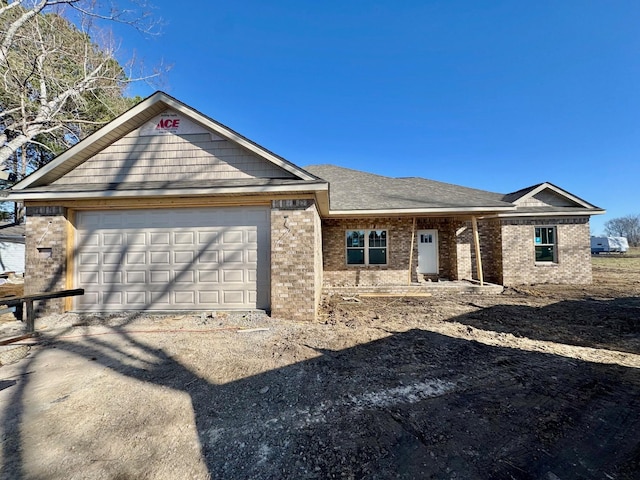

[1,301,639,479]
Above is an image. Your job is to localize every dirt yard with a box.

[0,251,638,479]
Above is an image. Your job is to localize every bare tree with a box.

[604,214,640,247]
[0,0,162,178]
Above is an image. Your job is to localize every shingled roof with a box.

[304,165,515,214]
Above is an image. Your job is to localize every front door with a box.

[417,229,438,274]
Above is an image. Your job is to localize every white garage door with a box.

[74,207,270,311]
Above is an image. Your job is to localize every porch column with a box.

[471,216,484,286]
[407,217,416,285]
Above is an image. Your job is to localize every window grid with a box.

[346,229,387,265]
[534,226,557,263]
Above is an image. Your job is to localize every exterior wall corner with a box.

[24,205,69,315]
[270,199,322,321]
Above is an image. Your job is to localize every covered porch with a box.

[320,215,500,290]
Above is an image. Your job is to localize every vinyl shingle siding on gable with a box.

[53,132,295,186]
[515,190,579,208]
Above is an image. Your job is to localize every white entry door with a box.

[417,229,438,274]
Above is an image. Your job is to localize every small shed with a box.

[0,222,25,274]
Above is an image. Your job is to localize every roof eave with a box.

[10,182,329,201]
[494,209,606,218]
[324,206,517,218]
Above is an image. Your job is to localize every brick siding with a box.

[469,219,503,284]
[24,206,68,315]
[270,200,322,321]
[500,217,592,285]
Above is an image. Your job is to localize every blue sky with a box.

[115,1,639,234]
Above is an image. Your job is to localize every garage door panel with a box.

[223,291,244,304]
[126,271,146,283]
[223,269,244,282]
[126,291,146,304]
[103,233,123,246]
[126,252,146,265]
[103,291,124,305]
[75,207,270,311]
[150,251,170,264]
[198,232,219,244]
[150,291,171,306]
[198,251,219,264]
[222,250,243,263]
[198,270,218,283]
[174,251,194,264]
[150,270,170,284]
[199,291,219,304]
[126,233,146,245]
[80,272,99,284]
[102,271,122,284]
[79,233,100,246]
[175,232,195,244]
[176,270,195,283]
[81,292,99,305]
[223,230,243,243]
[150,232,170,245]
[79,253,99,265]
[102,253,123,265]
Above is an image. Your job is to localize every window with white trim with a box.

[534,226,557,262]
[346,230,387,265]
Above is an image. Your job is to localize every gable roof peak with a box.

[505,181,602,210]
[12,91,317,190]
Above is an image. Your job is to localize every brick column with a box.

[24,206,68,314]
[270,200,322,322]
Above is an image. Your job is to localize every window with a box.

[534,227,556,262]
[346,229,387,265]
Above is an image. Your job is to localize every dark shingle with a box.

[304,164,513,211]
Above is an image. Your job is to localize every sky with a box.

[112,0,640,235]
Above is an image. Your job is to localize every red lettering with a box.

[155,118,181,130]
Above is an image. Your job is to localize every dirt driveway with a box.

[0,255,639,479]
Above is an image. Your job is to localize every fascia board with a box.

[495,209,606,218]
[324,206,517,218]
[9,182,329,201]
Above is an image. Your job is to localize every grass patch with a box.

[592,247,640,271]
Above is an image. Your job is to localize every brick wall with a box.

[24,206,68,314]
[469,219,503,284]
[270,200,322,321]
[456,226,473,281]
[501,217,592,285]
[321,217,462,286]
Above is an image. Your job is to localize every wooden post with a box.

[26,300,35,333]
[65,209,76,311]
[408,217,416,285]
[471,216,484,286]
